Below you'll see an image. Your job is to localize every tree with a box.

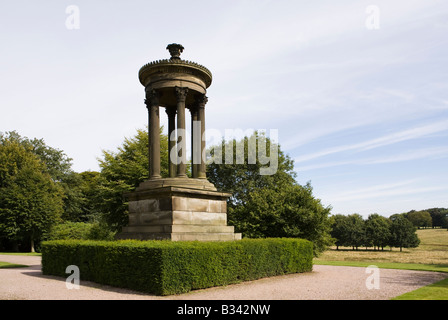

[78,171,102,221]
[207,132,296,217]
[406,210,432,229]
[345,214,366,250]
[365,213,391,250]
[0,131,89,224]
[206,133,333,256]
[232,182,333,254]
[59,171,85,221]
[390,214,420,252]
[96,127,168,231]
[0,138,64,252]
[330,214,350,250]
[0,131,73,182]
[58,171,102,222]
[426,208,448,228]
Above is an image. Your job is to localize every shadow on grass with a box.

[0,262,28,268]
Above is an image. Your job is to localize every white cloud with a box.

[296,146,448,172]
[361,146,448,164]
[294,119,448,164]
[329,185,446,202]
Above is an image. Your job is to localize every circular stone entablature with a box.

[138,44,212,107]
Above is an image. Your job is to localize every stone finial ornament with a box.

[166,43,184,60]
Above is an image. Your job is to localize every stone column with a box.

[190,106,199,178]
[166,107,177,178]
[145,89,161,179]
[175,87,188,178]
[197,95,208,179]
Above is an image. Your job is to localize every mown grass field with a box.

[315,228,448,300]
[315,228,448,265]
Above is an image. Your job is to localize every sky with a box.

[1,0,447,217]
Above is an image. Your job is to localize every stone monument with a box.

[116,44,241,241]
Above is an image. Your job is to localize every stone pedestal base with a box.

[116,178,242,241]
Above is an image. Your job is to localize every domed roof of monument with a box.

[138,44,212,89]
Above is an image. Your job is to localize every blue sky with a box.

[1,1,447,217]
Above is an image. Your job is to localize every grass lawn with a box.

[315,229,448,265]
[392,277,448,300]
[0,252,41,256]
[316,260,448,273]
[0,261,28,268]
[315,228,448,300]
[0,252,36,268]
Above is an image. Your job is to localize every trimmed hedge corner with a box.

[41,238,313,295]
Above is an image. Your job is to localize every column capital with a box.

[145,89,160,107]
[175,86,189,102]
[189,106,199,116]
[195,94,208,108]
[165,106,177,117]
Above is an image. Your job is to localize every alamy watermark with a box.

[66,265,80,289]
[365,5,380,30]
[65,5,80,30]
[171,125,279,176]
[365,265,380,290]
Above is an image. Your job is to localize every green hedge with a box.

[41,238,313,295]
[46,222,116,241]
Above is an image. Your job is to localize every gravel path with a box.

[0,255,446,300]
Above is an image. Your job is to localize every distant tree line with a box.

[405,208,448,229]
[330,213,422,252]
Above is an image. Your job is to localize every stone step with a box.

[135,178,219,192]
[171,232,242,241]
[123,224,236,234]
[116,231,242,241]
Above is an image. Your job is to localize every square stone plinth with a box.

[116,180,242,241]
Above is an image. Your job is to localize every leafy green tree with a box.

[207,133,333,256]
[365,213,391,250]
[426,208,448,228]
[58,170,102,222]
[406,210,432,229]
[330,214,350,250]
[59,171,85,221]
[345,214,366,250]
[207,132,296,216]
[232,182,333,255]
[46,221,115,241]
[96,127,168,231]
[390,214,420,251]
[0,131,72,182]
[0,131,89,224]
[0,138,64,252]
[78,171,102,221]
